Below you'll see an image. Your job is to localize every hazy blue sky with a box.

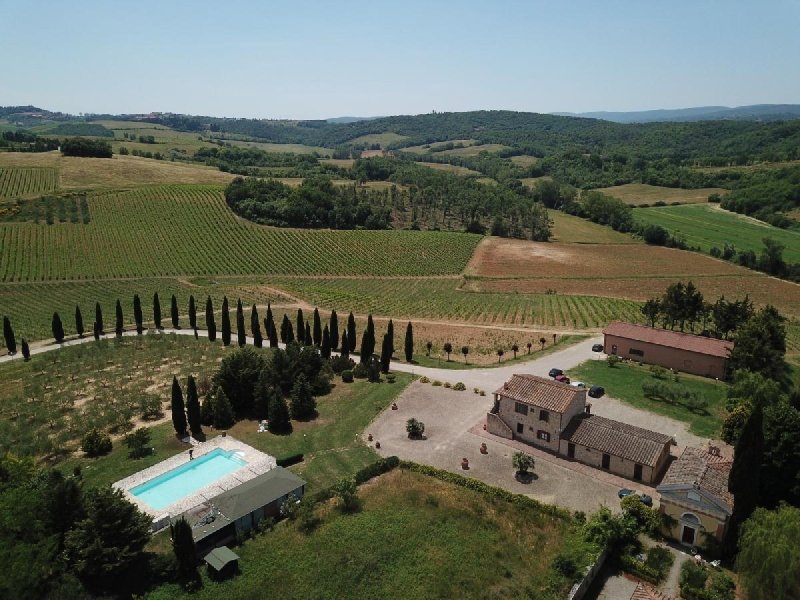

[2,0,798,119]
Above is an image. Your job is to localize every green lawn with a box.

[146,469,592,600]
[634,204,800,263]
[570,360,729,438]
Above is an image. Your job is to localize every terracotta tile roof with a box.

[603,322,734,359]
[631,581,673,600]
[560,414,674,467]
[659,446,733,510]
[494,374,584,413]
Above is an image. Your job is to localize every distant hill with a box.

[553,104,800,123]
[326,116,380,124]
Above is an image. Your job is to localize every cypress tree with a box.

[254,370,271,420]
[725,403,764,557]
[93,321,100,341]
[404,321,414,362]
[266,303,276,346]
[347,312,357,352]
[267,388,291,433]
[52,312,65,343]
[360,330,371,364]
[171,517,197,580]
[282,315,294,344]
[3,316,16,354]
[321,325,331,359]
[21,337,30,360]
[366,314,376,357]
[95,302,104,334]
[268,323,279,348]
[171,376,188,437]
[278,310,287,343]
[221,296,231,346]
[330,309,339,350]
[236,299,246,347]
[251,305,263,348]
[189,295,197,332]
[387,319,394,355]
[133,294,143,335]
[171,294,180,328]
[380,333,391,373]
[205,296,216,342]
[340,330,350,359]
[212,386,235,429]
[115,300,124,336]
[186,375,202,438]
[313,308,322,346]
[305,322,312,346]
[75,305,84,338]
[296,309,305,345]
[153,293,162,329]
[290,374,316,420]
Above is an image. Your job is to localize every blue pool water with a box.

[131,448,248,510]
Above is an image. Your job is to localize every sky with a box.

[2,0,799,119]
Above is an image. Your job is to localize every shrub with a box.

[139,394,163,420]
[125,427,152,459]
[649,365,667,379]
[645,546,674,578]
[330,355,355,374]
[354,456,399,484]
[443,381,451,388]
[479,390,486,396]
[419,376,430,383]
[432,380,442,386]
[81,429,112,457]
[341,369,354,383]
[352,363,368,379]
[620,555,661,584]
[453,382,466,391]
[641,224,670,245]
[277,453,304,467]
[473,387,479,394]
[680,560,708,591]
[552,553,581,580]
[386,373,396,383]
[607,354,621,367]
[406,418,425,439]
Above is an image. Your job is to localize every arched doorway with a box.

[680,512,702,546]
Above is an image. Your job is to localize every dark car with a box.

[618,488,634,499]
[548,368,563,378]
[588,385,605,398]
[619,488,653,506]
[591,343,604,352]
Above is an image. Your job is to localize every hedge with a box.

[277,453,304,468]
[308,456,401,505]
[398,461,573,521]
[620,555,662,584]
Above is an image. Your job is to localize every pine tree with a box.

[330,309,339,350]
[404,321,414,362]
[95,301,104,334]
[21,337,30,360]
[251,305,263,348]
[290,374,316,420]
[52,312,65,343]
[133,294,143,335]
[205,296,216,341]
[340,331,350,359]
[171,517,197,580]
[296,309,305,345]
[313,308,322,346]
[305,322,312,346]
[3,316,16,354]
[221,296,231,346]
[171,294,180,328]
[200,390,213,425]
[321,325,331,359]
[189,295,197,332]
[171,376,187,437]
[347,312,357,352]
[153,293,162,329]
[387,319,394,355]
[115,299,124,336]
[212,386,235,429]
[265,303,276,347]
[186,375,202,438]
[75,305,84,338]
[380,333,391,373]
[236,299,246,347]
[267,387,291,432]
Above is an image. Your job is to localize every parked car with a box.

[619,488,653,506]
[591,343,604,352]
[588,385,605,398]
[554,374,571,384]
[570,381,586,388]
[618,488,634,499]
[548,368,563,378]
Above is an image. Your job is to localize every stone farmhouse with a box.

[656,446,733,547]
[603,322,734,379]
[487,374,674,484]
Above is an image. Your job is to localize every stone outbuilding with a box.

[657,446,733,548]
[603,322,734,379]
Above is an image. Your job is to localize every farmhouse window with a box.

[516,423,524,434]
[514,402,528,415]
[537,430,550,442]
[629,348,644,357]
[539,410,549,422]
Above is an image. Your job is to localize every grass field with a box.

[224,139,333,156]
[401,139,477,154]
[0,184,480,282]
[549,212,640,244]
[596,183,728,206]
[520,176,553,188]
[691,159,800,174]
[348,132,409,147]
[148,469,590,600]
[320,158,355,169]
[569,359,729,439]
[438,143,512,157]
[634,203,800,263]
[510,155,539,167]
[415,161,482,176]
[0,167,59,200]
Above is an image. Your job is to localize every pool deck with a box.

[113,435,276,523]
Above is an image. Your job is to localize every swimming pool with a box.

[131,448,248,510]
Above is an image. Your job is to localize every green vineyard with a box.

[0,167,59,200]
[268,277,643,328]
[0,184,480,282]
